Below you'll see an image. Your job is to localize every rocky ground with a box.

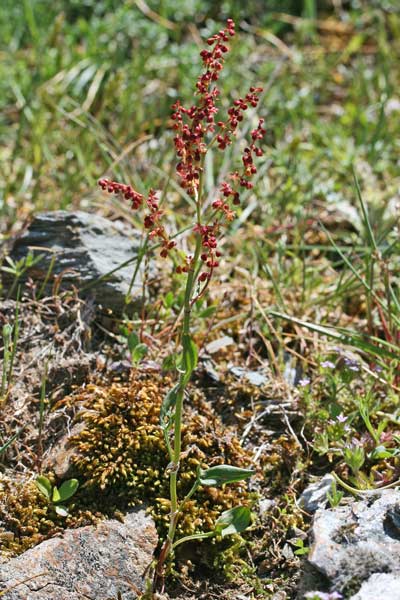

[1,212,400,600]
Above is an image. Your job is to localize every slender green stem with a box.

[7,288,20,391]
[332,471,400,495]
[172,530,214,550]
[38,254,56,299]
[155,162,206,586]
[166,234,202,544]
[1,325,11,399]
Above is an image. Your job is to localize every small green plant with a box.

[172,504,252,549]
[1,252,43,298]
[291,537,309,556]
[1,323,13,399]
[34,475,79,517]
[1,296,20,403]
[343,444,365,476]
[327,480,344,508]
[120,327,148,366]
[98,18,264,591]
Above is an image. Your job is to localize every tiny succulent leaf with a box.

[52,486,61,503]
[199,465,254,486]
[2,324,13,339]
[55,505,69,517]
[35,476,52,500]
[369,446,394,460]
[215,506,252,537]
[57,478,79,502]
[131,343,148,364]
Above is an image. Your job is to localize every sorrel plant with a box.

[99,19,265,589]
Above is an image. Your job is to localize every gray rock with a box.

[205,336,235,354]
[350,572,400,600]
[299,474,335,513]
[229,365,268,387]
[258,498,276,517]
[307,490,400,594]
[3,211,146,313]
[0,509,157,599]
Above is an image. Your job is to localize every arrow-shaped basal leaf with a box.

[199,465,254,487]
[215,506,252,537]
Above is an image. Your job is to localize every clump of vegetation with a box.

[70,371,254,542]
[0,476,53,556]
[0,474,96,558]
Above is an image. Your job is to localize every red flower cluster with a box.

[98,179,176,259]
[98,18,265,285]
[199,116,265,282]
[171,19,236,195]
[98,179,143,209]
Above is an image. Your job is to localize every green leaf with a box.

[0,430,20,455]
[127,332,139,353]
[163,291,175,308]
[52,486,61,503]
[2,324,13,340]
[292,539,309,556]
[199,465,254,487]
[4,256,16,268]
[35,476,52,500]
[369,445,394,460]
[198,305,217,319]
[160,383,180,428]
[162,353,177,372]
[55,505,69,517]
[181,334,198,385]
[131,343,148,364]
[57,479,79,502]
[215,506,252,537]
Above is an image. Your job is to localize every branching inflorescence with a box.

[99,18,264,283]
[99,18,265,592]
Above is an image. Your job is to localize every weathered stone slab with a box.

[307,490,400,595]
[350,572,400,600]
[0,510,157,599]
[3,211,146,313]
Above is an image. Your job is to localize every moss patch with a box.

[70,370,254,542]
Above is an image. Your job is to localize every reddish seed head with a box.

[99,19,264,288]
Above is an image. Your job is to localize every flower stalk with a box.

[99,17,265,593]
